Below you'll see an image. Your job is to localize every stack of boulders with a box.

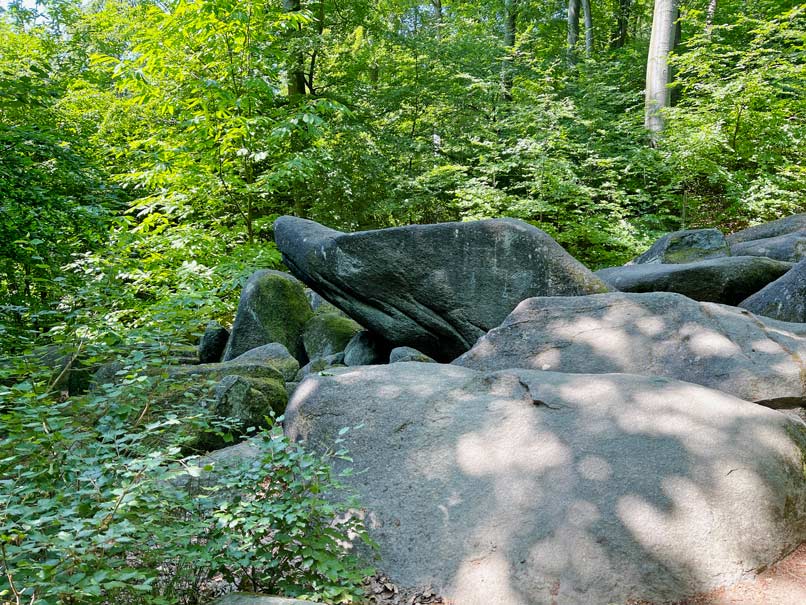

[193,214,806,605]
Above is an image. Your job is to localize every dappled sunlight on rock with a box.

[451,552,527,605]
[283,363,806,604]
[681,325,742,358]
[577,456,613,481]
[454,292,806,405]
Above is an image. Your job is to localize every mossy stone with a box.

[303,312,362,360]
[223,270,313,364]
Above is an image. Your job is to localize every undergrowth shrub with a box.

[0,360,373,605]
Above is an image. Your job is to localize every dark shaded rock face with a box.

[285,363,806,605]
[198,321,230,363]
[741,259,806,323]
[727,214,806,245]
[632,228,729,264]
[453,291,806,407]
[730,230,806,263]
[344,331,391,366]
[222,270,313,363]
[274,216,612,361]
[596,256,793,305]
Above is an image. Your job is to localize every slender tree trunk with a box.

[306,0,325,94]
[581,0,593,57]
[612,0,632,48]
[501,0,517,100]
[567,0,580,65]
[283,0,306,98]
[432,0,443,22]
[645,0,679,136]
[706,0,717,36]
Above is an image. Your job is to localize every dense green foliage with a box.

[1,0,804,603]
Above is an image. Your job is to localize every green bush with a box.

[0,370,373,605]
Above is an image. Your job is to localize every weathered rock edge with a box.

[274,216,611,361]
[284,363,806,605]
[453,291,806,407]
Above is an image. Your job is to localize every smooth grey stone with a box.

[596,256,793,305]
[229,343,300,381]
[632,228,729,264]
[741,259,806,323]
[730,230,806,262]
[388,346,435,363]
[727,213,806,244]
[343,331,391,366]
[274,216,611,361]
[453,291,806,408]
[293,353,345,382]
[198,320,230,363]
[303,312,362,360]
[284,363,806,605]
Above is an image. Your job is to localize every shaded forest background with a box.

[2,0,804,346]
[0,1,804,603]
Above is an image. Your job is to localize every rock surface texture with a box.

[632,228,729,264]
[727,214,806,245]
[284,363,806,605]
[303,312,363,360]
[227,343,300,381]
[453,291,806,407]
[740,259,806,323]
[596,256,793,305]
[274,216,611,361]
[222,270,313,363]
[730,231,806,263]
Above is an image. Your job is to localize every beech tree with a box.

[645,0,679,135]
[567,0,592,64]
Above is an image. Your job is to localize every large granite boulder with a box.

[285,363,806,605]
[223,270,313,363]
[632,228,729,264]
[741,259,806,323]
[596,256,793,305]
[727,213,806,245]
[730,230,806,263]
[274,217,612,361]
[453,291,806,407]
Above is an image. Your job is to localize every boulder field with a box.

[168,213,806,604]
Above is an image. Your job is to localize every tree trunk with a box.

[432,0,443,22]
[501,0,517,100]
[645,0,678,136]
[581,0,593,57]
[612,0,632,48]
[706,0,717,35]
[567,0,580,65]
[283,0,307,98]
